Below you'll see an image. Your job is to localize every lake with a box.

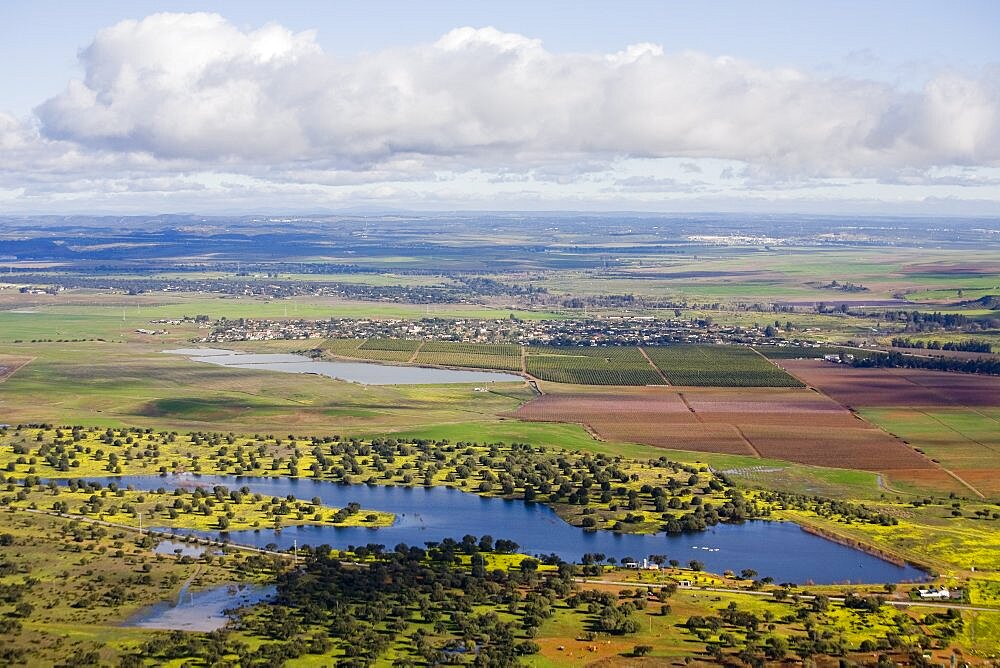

[163,348,523,385]
[101,474,925,585]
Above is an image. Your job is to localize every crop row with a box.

[420,341,520,356]
[414,352,522,371]
[644,345,803,387]
[526,347,663,385]
[359,338,421,352]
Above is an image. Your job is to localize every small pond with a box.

[124,582,275,632]
[154,539,206,558]
[97,474,924,585]
[163,348,523,385]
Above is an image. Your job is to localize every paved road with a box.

[574,578,999,613]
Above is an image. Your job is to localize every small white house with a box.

[917,587,950,600]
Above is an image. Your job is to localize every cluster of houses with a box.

[195,314,803,348]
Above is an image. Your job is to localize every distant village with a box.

[185,314,818,348]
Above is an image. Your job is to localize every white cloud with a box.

[31,13,1000,176]
[0,13,997,212]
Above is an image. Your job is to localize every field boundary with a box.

[733,426,763,458]
[780,361,988,499]
[676,392,703,422]
[0,356,33,383]
[638,346,670,384]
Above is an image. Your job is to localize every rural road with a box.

[574,578,1000,613]
[11,507,299,561]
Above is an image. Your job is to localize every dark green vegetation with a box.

[416,342,523,372]
[254,540,554,666]
[524,346,663,385]
[855,350,1000,375]
[644,345,804,387]
[891,338,993,353]
[0,424,747,536]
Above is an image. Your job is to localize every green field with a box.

[859,407,1000,496]
[0,341,534,434]
[644,344,804,387]
[524,346,664,385]
[414,341,523,371]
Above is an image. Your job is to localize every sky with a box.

[1,0,999,215]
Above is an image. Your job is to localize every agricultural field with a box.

[524,346,664,385]
[644,344,804,387]
[0,220,998,664]
[0,339,537,435]
[319,340,805,387]
[413,341,523,371]
[512,385,951,486]
[777,360,1000,498]
[355,337,422,362]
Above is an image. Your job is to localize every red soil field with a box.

[736,424,929,470]
[775,360,1000,408]
[882,468,965,494]
[511,387,934,471]
[951,469,1000,497]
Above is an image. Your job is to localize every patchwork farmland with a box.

[776,359,1000,496]
[511,385,954,490]
[318,339,804,388]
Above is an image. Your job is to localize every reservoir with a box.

[102,474,924,585]
[164,348,523,385]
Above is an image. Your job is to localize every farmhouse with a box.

[917,587,951,600]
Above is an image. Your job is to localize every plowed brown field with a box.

[775,360,1000,408]
[511,386,934,472]
[776,360,1000,497]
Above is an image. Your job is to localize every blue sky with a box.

[1,1,998,214]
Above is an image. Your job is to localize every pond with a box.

[124,582,275,632]
[163,348,523,385]
[154,539,206,557]
[100,474,925,585]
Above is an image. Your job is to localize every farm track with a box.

[638,346,670,385]
[0,356,34,383]
[733,426,763,458]
[407,341,425,363]
[676,393,704,422]
[939,469,987,500]
[913,408,1000,457]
